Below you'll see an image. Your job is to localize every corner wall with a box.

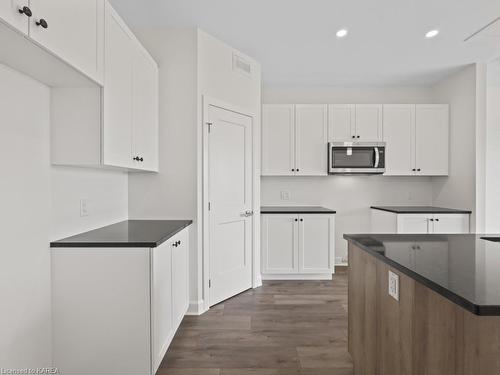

[430,64,481,231]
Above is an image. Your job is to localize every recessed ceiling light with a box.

[425,29,439,38]
[336,29,348,38]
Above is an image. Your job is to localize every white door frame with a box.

[202,95,260,312]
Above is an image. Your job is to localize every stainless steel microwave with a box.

[328,142,386,174]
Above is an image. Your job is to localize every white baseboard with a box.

[186,299,206,315]
[262,273,333,280]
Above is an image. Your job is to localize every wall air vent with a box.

[232,52,252,78]
[464,16,500,42]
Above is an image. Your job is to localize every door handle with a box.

[374,147,380,168]
[242,210,254,217]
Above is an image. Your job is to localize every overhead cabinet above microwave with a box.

[329,104,383,142]
[262,104,328,176]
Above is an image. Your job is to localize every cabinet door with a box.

[415,104,449,176]
[298,214,334,274]
[397,214,431,234]
[172,229,189,328]
[261,215,298,274]
[0,0,29,34]
[328,104,354,141]
[432,214,470,234]
[295,104,328,176]
[383,105,415,175]
[152,240,174,373]
[102,3,133,169]
[132,44,159,172]
[29,0,104,83]
[262,105,295,176]
[355,105,383,141]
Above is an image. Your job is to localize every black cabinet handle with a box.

[18,6,32,17]
[300,218,303,222]
[133,156,139,161]
[139,157,144,162]
[352,135,355,139]
[296,169,300,172]
[294,218,298,222]
[435,218,440,222]
[357,135,360,138]
[36,19,48,29]
[417,168,421,172]
[291,168,295,172]
[412,168,416,171]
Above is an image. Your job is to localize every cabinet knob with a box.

[357,135,360,139]
[300,218,303,222]
[412,168,416,171]
[296,169,300,172]
[291,168,295,172]
[417,168,421,172]
[133,156,139,161]
[139,157,144,162]
[352,135,355,139]
[18,6,32,17]
[36,18,48,29]
[294,218,298,222]
[435,218,440,222]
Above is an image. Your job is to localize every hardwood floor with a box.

[158,271,353,375]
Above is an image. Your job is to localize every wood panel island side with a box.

[344,233,500,375]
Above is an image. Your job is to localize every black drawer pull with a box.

[18,6,32,17]
[36,19,48,28]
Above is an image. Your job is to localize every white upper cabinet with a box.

[29,0,104,83]
[415,104,449,176]
[295,105,328,176]
[262,104,327,176]
[328,104,354,141]
[354,104,383,141]
[0,0,29,34]
[103,3,133,169]
[328,104,382,142]
[50,2,159,172]
[132,45,159,172]
[383,105,414,175]
[262,105,295,176]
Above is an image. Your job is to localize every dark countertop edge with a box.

[344,234,499,316]
[261,206,336,214]
[50,220,193,249]
[371,206,472,214]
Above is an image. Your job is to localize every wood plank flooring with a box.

[158,270,353,375]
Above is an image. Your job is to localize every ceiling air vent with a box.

[232,52,252,78]
[464,16,500,42]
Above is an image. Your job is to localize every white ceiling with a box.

[110,0,500,86]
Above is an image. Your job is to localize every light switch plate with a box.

[80,198,89,217]
[280,191,291,201]
[388,270,399,301]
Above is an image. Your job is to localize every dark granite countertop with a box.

[371,206,472,214]
[51,220,192,248]
[344,233,500,316]
[261,206,336,214]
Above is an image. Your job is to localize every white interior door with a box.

[207,104,253,306]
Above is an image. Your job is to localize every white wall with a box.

[128,28,261,313]
[431,65,479,231]
[262,86,436,262]
[0,64,128,367]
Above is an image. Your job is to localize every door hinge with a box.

[209,279,211,288]
[207,122,213,133]
[208,202,211,211]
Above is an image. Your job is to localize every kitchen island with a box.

[344,233,500,375]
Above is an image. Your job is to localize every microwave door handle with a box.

[374,147,380,168]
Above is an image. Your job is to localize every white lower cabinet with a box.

[52,227,190,375]
[261,214,335,279]
[371,210,470,234]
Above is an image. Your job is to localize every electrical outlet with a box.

[80,199,89,217]
[280,191,291,201]
[388,270,399,301]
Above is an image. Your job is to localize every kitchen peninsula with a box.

[344,233,500,375]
